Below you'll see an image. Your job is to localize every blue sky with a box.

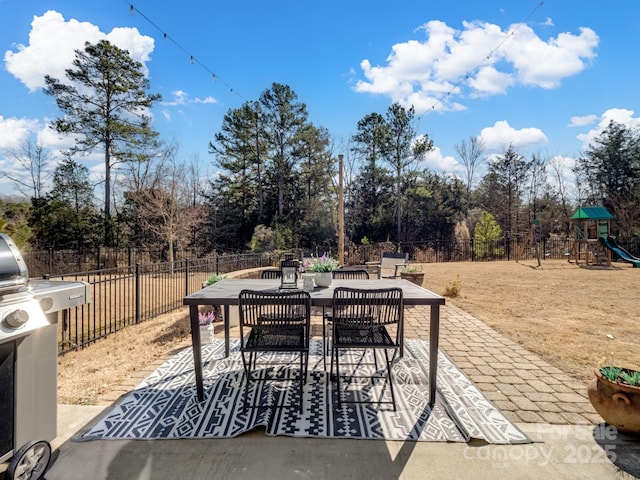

[1,0,639,199]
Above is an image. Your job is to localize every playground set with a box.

[568,206,640,267]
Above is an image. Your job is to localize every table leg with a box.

[429,304,440,406]
[399,306,404,358]
[189,304,204,402]
[224,304,230,357]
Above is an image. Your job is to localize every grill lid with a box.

[0,234,29,294]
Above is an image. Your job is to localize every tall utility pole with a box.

[338,154,345,266]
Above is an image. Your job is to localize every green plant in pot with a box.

[587,354,640,433]
[399,264,424,286]
[305,254,338,287]
[201,274,227,323]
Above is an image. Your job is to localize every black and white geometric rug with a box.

[79,339,530,444]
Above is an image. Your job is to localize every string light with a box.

[124,1,544,129]
[123,1,244,101]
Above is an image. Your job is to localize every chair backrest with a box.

[332,269,370,280]
[261,269,282,279]
[238,289,311,330]
[331,287,403,326]
[380,252,408,272]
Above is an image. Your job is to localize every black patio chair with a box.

[321,269,371,368]
[260,269,282,279]
[238,289,311,412]
[332,269,370,280]
[329,287,403,411]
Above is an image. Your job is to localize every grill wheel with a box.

[7,440,51,480]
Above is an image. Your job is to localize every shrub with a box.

[444,275,462,298]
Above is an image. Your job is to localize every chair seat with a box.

[334,325,395,348]
[245,325,307,351]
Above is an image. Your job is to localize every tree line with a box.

[1,40,640,256]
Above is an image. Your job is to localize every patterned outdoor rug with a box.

[79,339,530,444]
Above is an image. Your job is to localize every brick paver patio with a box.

[404,304,602,425]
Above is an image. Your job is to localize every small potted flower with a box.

[198,310,216,344]
[305,253,339,287]
[399,264,424,286]
[588,354,640,433]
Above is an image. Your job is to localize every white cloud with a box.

[4,10,154,92]
[36,122,73,151]
[505,26,598,89]
[161,109,171,121]
[576,108,640,150]
[479,120,548,151]
[424,146,464,175]
[568,114,598,127]
[161,91,217,107]
[162,90,189,106]
[0,116,38,149]
[468,66,514,97]
[195,96,217,104]
[355,19,598,113]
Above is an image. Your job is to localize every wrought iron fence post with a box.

[135,263,141,324]
[185,258,190,296]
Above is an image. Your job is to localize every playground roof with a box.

[571,206,613,220]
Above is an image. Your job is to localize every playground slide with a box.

[600,237,640,267]
[609,237,640,261]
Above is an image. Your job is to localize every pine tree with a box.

[44,40,161,245]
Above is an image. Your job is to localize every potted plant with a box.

[305,253,339,287]
[587,354,640,433]
[399,264,424,286]
[202,273,226,289]
[198,310,216,344]
[201,274,230,325]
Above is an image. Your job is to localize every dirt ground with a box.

[57,258,640,404]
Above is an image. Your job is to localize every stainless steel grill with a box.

[0,234,91,480]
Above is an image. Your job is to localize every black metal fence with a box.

[344,236,640,264]
[23,246,206,278]
[50,253,273,354]
[38,236,640,355]
[343,237,574,264]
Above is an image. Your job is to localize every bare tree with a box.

[128,150,205,267]
[453,136,486,209]
[2,136,50,199]
[527,154,548,266]
[549,156,571,234]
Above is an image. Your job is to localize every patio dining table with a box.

[183,278,445,405]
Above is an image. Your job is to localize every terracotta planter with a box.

[400,271,424,286]
[587,367,640,433]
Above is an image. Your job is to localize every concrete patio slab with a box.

[41,406,640,480]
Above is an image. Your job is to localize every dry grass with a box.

[421,259,640,384]
[57,310,193,404]
[57,259,640,404]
